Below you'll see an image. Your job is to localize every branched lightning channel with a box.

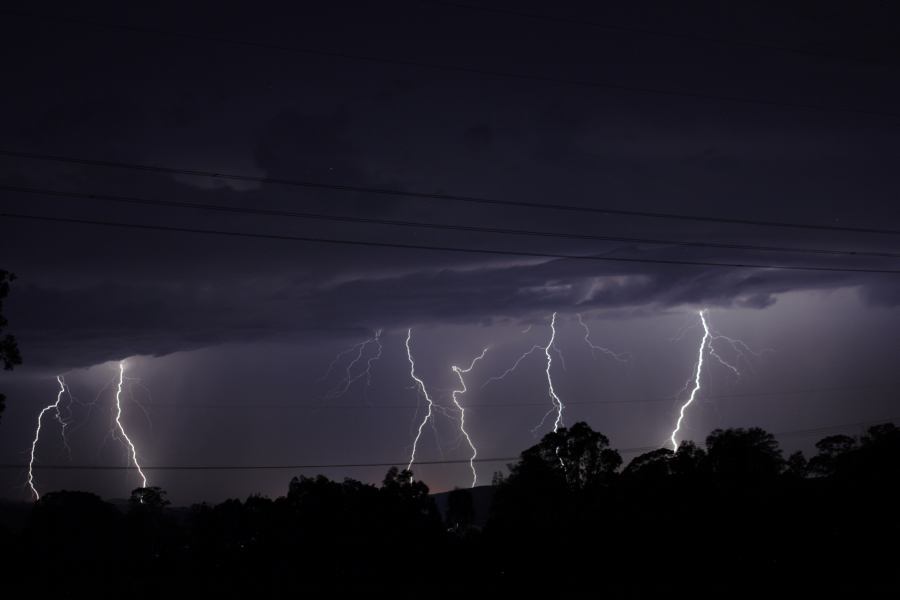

[708,329,773,376]
[27,376,70,501]
[670,311,711,451]
[481,345,543,389]
[322,329,383,399]
[552,343,568,371]
[113,362,148,489]
[576,313,630,363]
[451,348,489,488]
[405,329,436,472]
[707,343,741,377]
[364,331,383,387]
[709,328,771,358]
[127,378,155,430]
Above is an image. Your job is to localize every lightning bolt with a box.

[450,348,489,488]
[670,311,710,451]
[576,313,630,363]
[113,361,148,489]
[669,310,761,450]
[544,312,564,434]
[26,375,71,501]
[405,329,436,472]
[483,313,565,435]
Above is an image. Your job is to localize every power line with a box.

[417,0,898,69]
[4,210,900,275]
[7,183,900,261]
[5,419,896,471]
[4,148,900,237]
[87,383,900,410]
[0,456,522,472]
[2,9,899,123]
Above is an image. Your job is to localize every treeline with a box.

[1,422,898,597]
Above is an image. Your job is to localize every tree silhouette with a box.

[857,423,900,478]
[705,426,783,482]
[808,434,858,477]
[2,423,899,596]
[0,270,23,424]
[513,421,622,491]
[784,450,808,479]
[623,447,673,481]
[668,440,709,478]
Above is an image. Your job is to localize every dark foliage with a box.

[2,422,898,597]
[0,270,23,424]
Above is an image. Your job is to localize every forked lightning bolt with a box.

[27,376,71,501]
[113,362,148,489]
[450,348,489,488]
[669,310,752,450]
[405,329,436,472]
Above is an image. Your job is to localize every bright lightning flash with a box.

[544,312,564,434]
[26,376,71,501]
[450,348,489,488]
[669,311,710,451]
[405,329,436,472]
[669,310,754,451]
[113,362,148,489]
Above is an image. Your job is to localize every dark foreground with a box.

[1,422,897,598]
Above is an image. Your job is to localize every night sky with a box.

[2,0,899,504]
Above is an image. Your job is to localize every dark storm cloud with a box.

[8,237,869,368]
[462,124,494,152]
[2,0,899,372]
